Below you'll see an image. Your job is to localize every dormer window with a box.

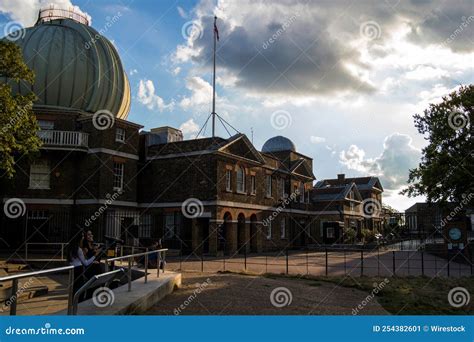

[115,128,125,142]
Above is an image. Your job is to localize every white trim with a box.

[89,148,139,160]
[76,199,138,207]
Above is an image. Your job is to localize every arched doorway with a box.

[219,212,232,253]
[237,213,246,253]
[250,214,258,253]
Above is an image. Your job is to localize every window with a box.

[38,120,54,130]
[139,215,152,238]
[29,160,50,189]
[226,170,232,191]
[280,178,286,198]
[266,221,272,240]
[115,128,125,142]
[327,227,335,238]
[164,212,181,239]
[113,162,124,190]
[350,201,355,212]
[300,183,305,203]
[250,175,256,194]
[266,175,272,197]
[280,219,286,239]
[236,165,245,193]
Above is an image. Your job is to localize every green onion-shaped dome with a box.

[2,16,130,119]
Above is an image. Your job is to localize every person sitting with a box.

[67,233,101,296]
[81,229,104,278]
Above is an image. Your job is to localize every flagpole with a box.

[211,16,217,137]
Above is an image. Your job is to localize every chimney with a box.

[337,174,345,184]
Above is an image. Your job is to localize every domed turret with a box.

[2,11,131,119]
[262,136,296,153]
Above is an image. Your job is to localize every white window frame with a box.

[250,175,256,195]
[327,227,335,239]
[115,127,125,143]
[29,159,50,189]
[225,170,232,191]
[236,166,245,193]
[266,175,272,197]
[113,162,124,191]
[280,218,286,239]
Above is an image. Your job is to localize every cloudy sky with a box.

[1,0,473,210]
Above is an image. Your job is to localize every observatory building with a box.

[0,9,383,254]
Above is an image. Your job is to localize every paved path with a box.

[146,272,389,315]
[166,250,471,277]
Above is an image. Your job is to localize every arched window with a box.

[236,165,245,192]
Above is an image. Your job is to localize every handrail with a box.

[0,265,74,315]
[106,249,168,290]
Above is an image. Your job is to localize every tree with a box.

[0,40,41,178]
[402,85,474,205]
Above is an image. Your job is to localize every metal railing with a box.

[38,130,89,148]
[106,249,168,291]
[0,265,74,315]
[25,242,68,261]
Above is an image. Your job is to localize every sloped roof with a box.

[312,182,362,201]
[317,176,383,192]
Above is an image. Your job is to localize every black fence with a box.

[165,247,474,278]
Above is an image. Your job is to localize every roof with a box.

[262,136,296,153]
[2,18,130,119]
[312,183,362,202]
[316,176,384,192]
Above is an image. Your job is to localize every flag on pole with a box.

[214,16,219,41]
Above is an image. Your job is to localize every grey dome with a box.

[262,136,296,153]
[2,18,131,119]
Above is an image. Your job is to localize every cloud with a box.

[177,6,188,19]
[0,0,91,27]
[179,76,212,110]
[179,118,200,139]
[172,67,181,75]
[137,79,174,111]
[129,69,138,76]
[310,136,326,144]
[339,133,421,190]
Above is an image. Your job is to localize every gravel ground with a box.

[146,272,389,315]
